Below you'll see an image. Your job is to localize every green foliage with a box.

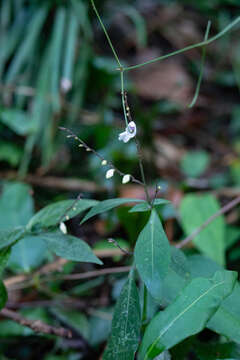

[129,199,170,213]
[139,271,237,359]
[81,198,144,224]
[180,150,210,178]
[27,199,98,230]
[180,194,225,265]
[103,270,141,360]
[134,209,171,300]
[42,232,102,265]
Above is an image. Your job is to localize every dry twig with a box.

[1,308,72,338]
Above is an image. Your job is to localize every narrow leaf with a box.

[207,282,240,343]
[103,269,141,360]
[129,199,169,213]
[134,209,171,300]
[42,232,102,265]
[139,270,237,359]
[81,198,143,224]
[27,199,98,230]
[179,194,225,265]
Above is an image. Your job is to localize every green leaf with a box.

[180,150,210,178]
[0,109,35,135]
[207,282,240,343]
[0,281,7,310]
[27,199,98,230]
[179,194,225,265]
[134,209,171,300]
[8,235,47,273]
[139,270,237,359]
[42,232,102,265]
[0,227,26,250]
[160,247,191,306]
[103,269,141,360]
[81,198,143,224]
[0,141,22,166]
[129,199,169,213]
[0,182,34,230]
[188,255,240,343]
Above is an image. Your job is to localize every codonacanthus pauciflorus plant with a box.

[59,2,240,358]
[0,1,240,359]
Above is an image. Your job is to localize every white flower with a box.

[118,121,137,143]
[59,222,67,234]
[106,168,115,179]
[101,159,107,166]
[122,174,131,184]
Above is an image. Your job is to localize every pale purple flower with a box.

[118,121,137,143]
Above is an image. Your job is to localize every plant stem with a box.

[189,21,211,108]
[120,71,129,127]
[90,0,122,68]
[123,16,240,71]
[135,138,151,204]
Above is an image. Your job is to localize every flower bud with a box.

[106,169,115,179]
[122,174,131,184]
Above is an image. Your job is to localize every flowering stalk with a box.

[59,127,144,186]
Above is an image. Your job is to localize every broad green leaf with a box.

[0,182,34,230]
[179,194,225,265]
[103,269,141,360]
[0,109,35,135]
[129,199,169,213]
[42,232,102,265]
[0,141,22,166]
[207,282,240,343]
[160,247,191,306]
[188,255,240,343]
[81,198,144,224]
[27,199,98,230]
[0,227,26,250]
[180,151,210,178]
[134,210,171,300]
[0,281,7,310]
[8,235,47,273]
[139,270,237,359]
[187,254,222,279]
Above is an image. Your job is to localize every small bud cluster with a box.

[105,168,131,184]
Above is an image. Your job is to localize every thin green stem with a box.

[120,71,129,126]
[189,21,211,108]
[135,138,151,205]
[124,16,240,71]
[90,0,122,68]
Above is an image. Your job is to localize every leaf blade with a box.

[81,198,144,224]
[103,269,141,360]
[139,270,237,359]
[134,209,171,300]
[42,232,102,265]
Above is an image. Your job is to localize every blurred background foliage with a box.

[1,0,240,358]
